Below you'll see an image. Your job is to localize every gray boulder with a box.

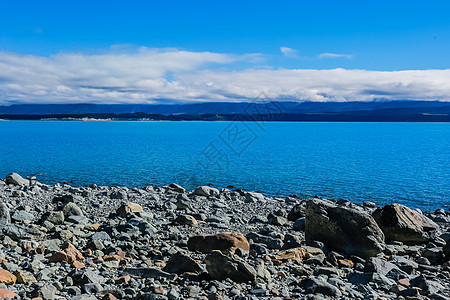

[293,217,305,231]
[300,276,342,297]
[372,203,440,243]
[194,186,219,197]
[205,251,256,282]
[63,202,84,216]
[305,198,385,257]
[110,190,128,200]
[163,252,203,274]
[6,173,29,186]
[46,211,65,224]
[0,202,11,224]
[246,232,283,249]
[444,240,450,257]
[122,268,177,280]
[168,183,186,193]
[244,192,265,203]
[288,202,306,221]
[11,210,35,222]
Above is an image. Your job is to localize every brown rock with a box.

[21,241,35,254]
[48,242,85,264]
[0,269,16,285]
[337,259,354,268]
[71,261,85,268]
[187,232,250,253]
[116,202,143,217]
[88,223,101,231]
[373,203,439,243]
[0,288,18,299]
[398,278,410,287]
[115,275,131,284]
[103,254,122,261]
[15,270,37,285]
[154,286,166,295]
[274,248,307,262]
[102,294,117,300]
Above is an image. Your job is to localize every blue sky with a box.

[1,0,450,104]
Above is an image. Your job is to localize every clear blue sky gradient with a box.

[2,0,450,71]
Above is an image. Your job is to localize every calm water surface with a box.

[0,121,449,210]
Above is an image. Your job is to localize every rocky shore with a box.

[0,172,449,300]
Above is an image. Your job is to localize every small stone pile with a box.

[0,172,448,299]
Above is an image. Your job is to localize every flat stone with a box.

[246,232,283,249]
[40,284,57,300]
[116,202,143,217]
[0,288,18,299]
[300,276,342,297]
[11,210,35,222]
[122,268,177,280]
[15,269,37,285]
[187,232,250,253]
[46,211,65,224]
[0,269,16,285]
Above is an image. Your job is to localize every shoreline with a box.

[0,172,449,299]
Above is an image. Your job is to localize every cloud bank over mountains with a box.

[0,47,449,104]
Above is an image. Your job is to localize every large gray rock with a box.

[46,211,65,224]
[0,202,11,224]
[372,203,439,243]
[300,276,342,297]
[63,202,84,216]
[305,199,385,257]
[244,192,265,203]
[288,202,306,221]
[1,224,45,241]
[444,240,450,257]
[187,232,250,253]
[163,253,203,274]
[168,183,186,193]
[11,210,35,222]
[194,186,219,197]
[205,251,256,282]
[122,268,177,280]
[5,173,29,186]
[366,257,409,280]
[246,232,283,249]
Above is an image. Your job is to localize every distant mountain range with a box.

[1,101,449,122]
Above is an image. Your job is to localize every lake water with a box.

[0,121,449,210]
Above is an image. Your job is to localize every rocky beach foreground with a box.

[0,173,449,300]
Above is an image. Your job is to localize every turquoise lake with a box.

[0,121,449,210]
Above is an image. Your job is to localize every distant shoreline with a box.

[1,112,450,122]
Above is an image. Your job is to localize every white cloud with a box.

[319,53,353,59]
[280,47,299,59]
[0,48,449,104]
